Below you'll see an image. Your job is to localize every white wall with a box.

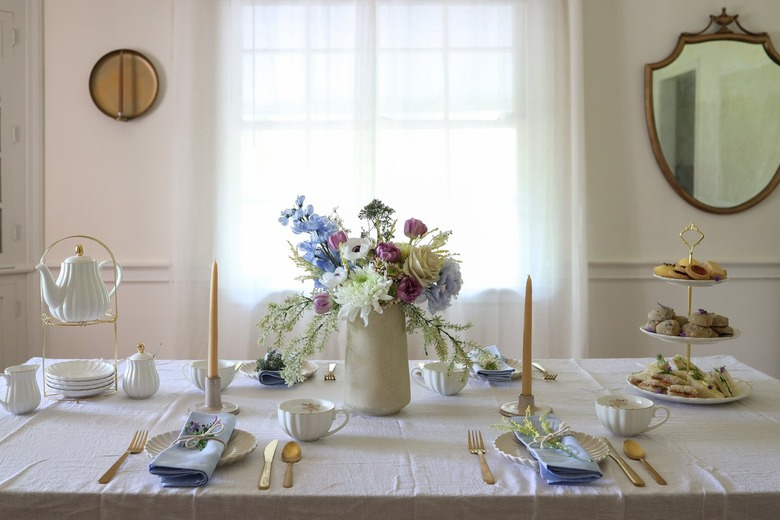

[584,0,780,377]
[35,0,780,377]
[41,0,174,360]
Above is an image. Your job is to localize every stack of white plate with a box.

[45,360,115,398]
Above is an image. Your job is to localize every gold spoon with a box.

[281,441,302,488]
[623,439,666,485]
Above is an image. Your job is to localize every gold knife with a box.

[603,438,645,487]
[258,439,279,490]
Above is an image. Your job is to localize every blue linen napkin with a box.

[513,414,602,484]
[149,411,236,487]
[258,370,288,386]
[469,345,515,382]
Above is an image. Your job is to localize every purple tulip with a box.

[313,292,333,314]
[376,242,401,262]
[328,231,348,251]
[404,218,428,239]
[397,276,423,303]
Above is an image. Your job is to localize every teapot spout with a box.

[35,263,65,312]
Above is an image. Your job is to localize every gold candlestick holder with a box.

[191,376,239,414]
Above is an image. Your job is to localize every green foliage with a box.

[491,408,585,461]
[256,294,340,385]
[257,348,285,371]
[402,303,478,372]
[358,199,397,243]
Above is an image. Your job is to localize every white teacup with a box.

[278,398,350,442]
[181,360,236,391]
[595,394,670,437]
[411,362,467,396]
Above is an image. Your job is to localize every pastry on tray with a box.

[652,258,728,281]
[642,303,733,338]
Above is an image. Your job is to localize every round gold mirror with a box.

[89,49,159,122]
[645,9,780,213]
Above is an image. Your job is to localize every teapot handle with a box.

[98,260,123,299]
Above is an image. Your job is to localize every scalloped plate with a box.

[145,429,258,467]
[493,431,608,467]
[627,375,752,404]
[46,382,114,398]
[45,373,114,388]
[639,326,740,344]
[469,357,522,380]
[239,360,319,381]
[652,274,726,287]
[46,360,114,382]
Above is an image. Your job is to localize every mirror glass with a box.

[645,11,780,213]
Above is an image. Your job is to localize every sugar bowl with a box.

[122,343,160,399]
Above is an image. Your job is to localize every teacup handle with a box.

[643,405,671,433]
[321,407,350,438]
[180,363,193,382]
[410,367,428,390]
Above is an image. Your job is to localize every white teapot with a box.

[36,243,122,322]
[0,364,41,415]
[122,343,160,399]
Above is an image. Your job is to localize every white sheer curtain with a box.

[171,0,587,362]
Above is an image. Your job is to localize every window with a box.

[172,0,587,359]
[224,0,527,305]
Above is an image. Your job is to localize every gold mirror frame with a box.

[645,9,780,214]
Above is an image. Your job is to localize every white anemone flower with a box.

[334,265,393,325]
[341,237,372,261]
[320,266,347,289]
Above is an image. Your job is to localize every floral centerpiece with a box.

[257,196,480,386]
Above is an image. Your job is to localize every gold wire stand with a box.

[679,223,704,370]
[39,235,120,401]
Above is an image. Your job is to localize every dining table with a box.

[1,354,779,520]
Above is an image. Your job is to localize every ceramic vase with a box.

[344,303,411,416]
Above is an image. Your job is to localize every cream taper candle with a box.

[521,275,532,396]
[208,260,218,378]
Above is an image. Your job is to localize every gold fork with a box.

[324,363,336,381]
[532,362,558,380]
[98,430,148,484]
[467,430,496,484]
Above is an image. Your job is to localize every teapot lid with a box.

[63,244,96,264]
[128,342,154,361]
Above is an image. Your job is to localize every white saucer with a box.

[46,360,114,382]
[493,431,609,467]
[46,373,114,388]
[46,382,115,398]
[145,429,258,466]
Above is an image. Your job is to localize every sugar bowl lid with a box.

[128,342,154,361]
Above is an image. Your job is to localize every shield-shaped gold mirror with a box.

[645,9,780,213]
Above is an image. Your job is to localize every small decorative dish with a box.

[493,431,609,467]
[239,360,319,381]
[145,429,258,466]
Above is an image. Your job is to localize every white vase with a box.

[344,303,411,416]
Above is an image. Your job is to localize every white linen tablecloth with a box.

[1,355,779,519]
